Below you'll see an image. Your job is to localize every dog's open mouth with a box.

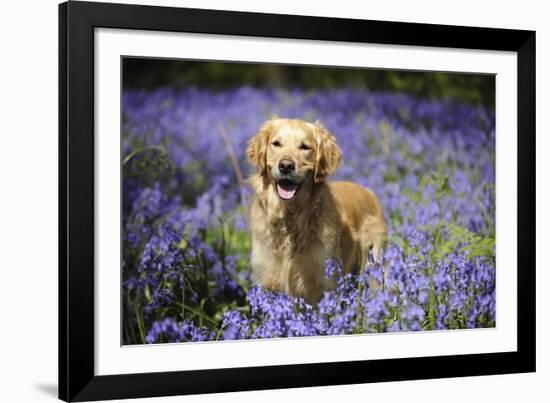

[276,179,300,201]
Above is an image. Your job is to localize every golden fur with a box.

[246,118,387,304]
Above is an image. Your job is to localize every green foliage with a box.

[446,224,495,260]
[123,59,495,107]
[122,145,175,186]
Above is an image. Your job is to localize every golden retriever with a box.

[246,118,387,304]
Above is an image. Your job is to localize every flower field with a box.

[122,86,495,344]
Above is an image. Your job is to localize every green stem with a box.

[427,186,444,330]
[122,145,167,166]
[216,324,227,341]
[354,254,369,333]
[125,293,137,344]
[177,303,218,326]
[181,273,186,321]
[428,264,436,329]
[135,301,146,344]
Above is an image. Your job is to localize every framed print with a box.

[59,1,536,401]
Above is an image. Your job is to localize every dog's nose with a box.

[278,159,295,175]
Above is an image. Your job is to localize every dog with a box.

[246,118,387,304]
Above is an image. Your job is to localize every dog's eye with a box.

[299,143,311,151]
[272,141,281,147]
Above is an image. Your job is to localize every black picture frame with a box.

[59,1,536,401]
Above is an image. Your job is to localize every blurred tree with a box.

[123,58,495,107]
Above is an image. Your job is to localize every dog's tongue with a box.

[277,182,298,200]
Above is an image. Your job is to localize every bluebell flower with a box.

[123,85,496,344]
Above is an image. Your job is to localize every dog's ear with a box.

[313,121,343,183]
[247,120,273,172]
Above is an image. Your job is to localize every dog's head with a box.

[247,118,342,201]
